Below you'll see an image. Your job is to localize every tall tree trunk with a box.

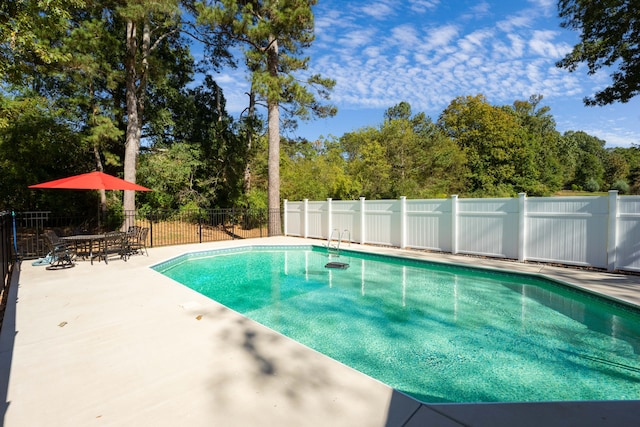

[123,19,139,217]
[266,36,281,236]
[89,84,107,218]
[243,91,255,195]
[123,18,150,223]
[267,99,281,235]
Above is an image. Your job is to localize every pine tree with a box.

[196,0,336,235]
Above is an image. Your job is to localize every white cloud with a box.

[458,29,493,53]
[528,30,571,59]
[424,24,459,51]
[360,1,397,20]
[362,45,383,59]
[496,13,533,32]
[583,126,640,148]
[341,28,378,49]
[492,34,526,59]
[459,1,491,21]
[284,0,640,146]
[211,0,639,149]
[307,9,586,116]
[471,2,491,16]
[390,24,421,48]
[408,0,440,14]
[213,72,250,113]
[527,0,557,15]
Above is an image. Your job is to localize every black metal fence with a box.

[1,211,16,329]
[0,212,14,289]
[13,208,281,259]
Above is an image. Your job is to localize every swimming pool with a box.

[153,245,640,404]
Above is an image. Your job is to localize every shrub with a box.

[584,178,600,192]
[611,180,630,194]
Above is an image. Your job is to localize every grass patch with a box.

[554,190,609,197]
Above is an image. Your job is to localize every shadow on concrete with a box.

[0,262,20,426]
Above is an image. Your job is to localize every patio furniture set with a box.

[42,226,149,270]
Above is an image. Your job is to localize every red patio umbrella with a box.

[29,171,152,231]
[28,171,152,191]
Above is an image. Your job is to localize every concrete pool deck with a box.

[0,236,639,426]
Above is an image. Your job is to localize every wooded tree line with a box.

[1,0,639,219]
[281,96,640,201]
[0,0,334,236]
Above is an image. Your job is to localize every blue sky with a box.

[215,0,640,148]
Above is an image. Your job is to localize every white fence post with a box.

[518,193,527,262]
[326,198,332,240]
[283,199,288,236]
[303,199,309,238]
[451,195,458,254]
[608,190,619,271]
[400,196,407,249]
[360,197,366,245]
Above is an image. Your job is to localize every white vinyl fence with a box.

[283,192,640,273]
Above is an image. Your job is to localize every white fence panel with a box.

[306,201,326,239]
[364,200,400,246]
[405,199,451,251]
[284,192,640,272]
[615,197,640,272]
[332,200,361,242]
[285,201,304,237]
[526,197,609,268]
[457,198,519,258]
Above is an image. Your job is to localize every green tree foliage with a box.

[563,130,607,190]
[511,95,565,195]
[381,108,422,197]
[0,97,91,212]
[612,145,640,193]
[0,0,246,214]
[278,97,640,201]
[137,142,203,211]
[415,124,468,197]
[281,138,333,200]
[327,102,467,200]
[604,151,630,189]
[439,95,534,196]
[558,0,640,105]
[0,0,85,86]
[340,127,391,199]
[381,103,467,198]
[4,2,640,217]
[139,76,251,210]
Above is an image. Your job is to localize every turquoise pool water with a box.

[154,245,640,403]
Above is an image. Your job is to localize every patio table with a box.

[60,234,109,265]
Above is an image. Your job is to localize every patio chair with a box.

[128,226,149,256]
[126,225,142,238]
[43,230,75,270]
[99,231,128,263]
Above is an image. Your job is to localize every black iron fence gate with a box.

[12,208,279,259]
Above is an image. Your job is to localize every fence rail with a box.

[1,212,16,326]
[284,192,640,273]
[12,208,276,259]
[1,212,13,288]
